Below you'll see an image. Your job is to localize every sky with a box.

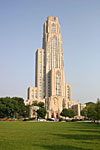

[0,0,100,103]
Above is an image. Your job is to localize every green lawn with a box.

[0,121,100,150]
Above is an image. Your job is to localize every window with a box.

[54,98,57,105]
[51,23,56,33]
[32,90,34,99]
[35,90,37,98]
[56,71,61,96]
[50,36,58,68]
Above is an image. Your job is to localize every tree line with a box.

[0,97,100,121]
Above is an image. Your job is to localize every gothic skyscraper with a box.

[35,16,66,99]
[26,16,82,118]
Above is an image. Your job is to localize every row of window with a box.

[56,71,61,96]
[31,90,37,99]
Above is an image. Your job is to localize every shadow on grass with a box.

[68,129,100,134]
[33,144,91,150]
[52,133,100,140]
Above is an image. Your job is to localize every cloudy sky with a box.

[0,0,100,103]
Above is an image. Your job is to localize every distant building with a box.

[25,16,85,118]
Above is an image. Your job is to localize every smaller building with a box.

[80,103,86,111]
[30,106,40,118]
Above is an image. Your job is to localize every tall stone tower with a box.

[26,16,81,118]
[43,16,65,99]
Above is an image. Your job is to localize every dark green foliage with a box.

[60,108,75,118]
[95,98,100,121]
[67,108,75,118]
[37,108,47,119]
[38,102,44,108]
[85,102,95,106]
[32,101,38,106]
[60,108,69,118]
[81,107,88,118]
[81,98,100,121]
[0,97,29,118]
[23,105,30,118]
[59,118,63,121]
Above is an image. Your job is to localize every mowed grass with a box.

[0,122,100,150]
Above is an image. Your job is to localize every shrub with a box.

[59,118,63,122]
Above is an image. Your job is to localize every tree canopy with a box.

[0,97,29,118]
[81,98,100,121]
[60,108,75,118]
[68,108,75,118]
[37,108,47,119]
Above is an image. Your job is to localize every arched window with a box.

[56,71,61,96]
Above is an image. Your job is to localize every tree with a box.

[95,98,100,121]
[12,97,26,118]
[81,99,100,122]
[0,97,12,118]
[81,103,96,121]
[87,105,96,121]
[32,101,38,106]
[23,105,30,118]
[37,108,47,119]
[0,102,7,118]
[68,108,75,118]
[38,102,44,108]
[85,102,95,106]
[60,108,69,119]
[60,108,75,119]
[81,107,88,118]
[0,97,29,118]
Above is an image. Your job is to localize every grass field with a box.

[0,121,100,150]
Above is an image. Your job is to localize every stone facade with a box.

[25,16,85,118]
[30,106,40,118]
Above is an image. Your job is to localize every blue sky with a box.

[0,0,100,103]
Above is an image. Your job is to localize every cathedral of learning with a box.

[25,16,85,119]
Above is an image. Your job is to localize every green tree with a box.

[80,100,100,122]
[85,102,95,106]
[0,101,7,118]
[32,101,38,106]
[12,97,25,118]
[81,102,96,119]
[37,108,47,119]
[38,102,44,108]
[87,104,96,121]
[81,107,88,118]
[60,108,69,119]
[0,97,12,118]
[0,97,28,118]
[23,105,30,118]
[95,98,100,121]
[68,108,75,118]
